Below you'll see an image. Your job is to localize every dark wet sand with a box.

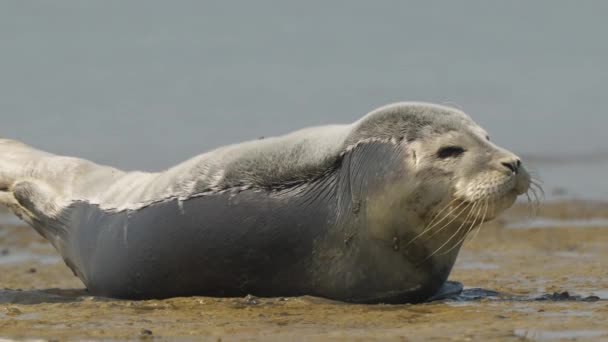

[1,202,607,341]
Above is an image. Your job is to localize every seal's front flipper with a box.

[426,281,464,302]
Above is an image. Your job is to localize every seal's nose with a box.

[501,158,521,174]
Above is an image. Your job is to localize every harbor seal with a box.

[0,102,535,303]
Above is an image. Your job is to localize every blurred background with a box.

[1,1,607,199]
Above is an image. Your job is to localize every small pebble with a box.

[243,294,259,305]
[1,248,9,256]
[27,267,37,273]
[3,307,22,316]
[139,329,153,338]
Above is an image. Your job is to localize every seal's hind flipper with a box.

[12,180,64,219]
[0,138,69,227]
[0,138,52,189]
[9,179,69,242]
[0,190,32,224]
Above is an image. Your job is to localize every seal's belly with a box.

[61,190,329,299]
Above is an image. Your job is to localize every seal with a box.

[0,102,536,303]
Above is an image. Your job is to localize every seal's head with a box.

[358,102,536,235]
[393,103,533,222]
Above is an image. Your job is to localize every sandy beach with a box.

[1,201,606,341]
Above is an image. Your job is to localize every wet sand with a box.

[1,202,607,341]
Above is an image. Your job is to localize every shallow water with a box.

[507,217,608,229]
[0,213,25,227]
[513,329,608,341]
[0,251,60,266]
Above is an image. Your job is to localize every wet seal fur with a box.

[0,102,534,303]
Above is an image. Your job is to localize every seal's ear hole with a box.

[437,146,465,159]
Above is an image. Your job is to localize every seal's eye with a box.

[437,146,465,159]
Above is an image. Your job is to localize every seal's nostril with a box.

[516,159,521,168]
[502,162,516,173]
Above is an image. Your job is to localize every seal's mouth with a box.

[454,165,535,210]
[407,168,542,262]
[451,173,541,224]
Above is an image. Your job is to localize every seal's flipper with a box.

[0,179,69,252]
[0,138,85,225]
[0,190,34,224]
[0,139,52,188]
[426,281,464,302]
[9,180,69,244]
[11,180,65,220]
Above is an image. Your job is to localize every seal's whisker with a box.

[525,190,540,217]
[530,194,540,216]
[451,199,487,253]
[421,200,459,236]
[528,169,541,179]
[423,201,474,241]
[426,201,480,260]
[524,191,534,216]
[530,178,542,186]
[532,188,541,205]
[407,199,467,245]
[423,198,461,232]
[414,203,471,246]
[530,177,544,190]
[531,180,545,199]
[440,200,484,256]
[527,181,543,216]
[427,203,476,241]
[468,199,489,244]
[530,176,543,186]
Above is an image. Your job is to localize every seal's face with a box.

[406,106,532,223]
